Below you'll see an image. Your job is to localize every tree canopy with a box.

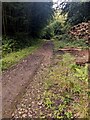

[2,2,54,37]
[60,2,90,25]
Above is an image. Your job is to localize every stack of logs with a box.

[69,21,90,44]
[62,21,90,65]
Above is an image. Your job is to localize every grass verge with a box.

[42,53,88,119]
[2,40,43,71]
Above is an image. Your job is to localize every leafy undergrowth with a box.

[42,53,88,119]
[52,34,88,51]
[2,40,43,71]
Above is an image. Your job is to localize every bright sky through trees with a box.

[53,0,65,9]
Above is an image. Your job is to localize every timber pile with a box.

[57,21,90,65]
[69,21,90,43]
[57,48,89,65]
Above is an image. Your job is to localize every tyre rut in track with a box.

[2,41,54,118]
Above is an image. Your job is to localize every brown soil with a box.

[2,40,89,119]
[2,41,54,118]
[11,46,89,119]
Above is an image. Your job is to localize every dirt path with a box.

[2,41,54,118]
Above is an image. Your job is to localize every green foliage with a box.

[42,20,63,39]
[2,39,43,70]
[2,35,43,57]
[61,2,90,25]
[54,103,73,119]
[52,20,63,35]
[61,22,71,33]
[65,111,73,119]
[74,64,88,82]
[53,34,88,50]
[42,25,54,39]
[53,10,67,26]
[44,97,53,108]
[2,37,18,56]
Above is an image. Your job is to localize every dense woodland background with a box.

[2,1,90,69]
[2,2,53,49]
[2,2,90,51]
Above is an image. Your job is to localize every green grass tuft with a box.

[2,40,43,71]
[52,34,88,50]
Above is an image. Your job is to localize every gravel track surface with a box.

[2,41,54,118]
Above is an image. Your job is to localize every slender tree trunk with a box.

[2,9,6,35]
